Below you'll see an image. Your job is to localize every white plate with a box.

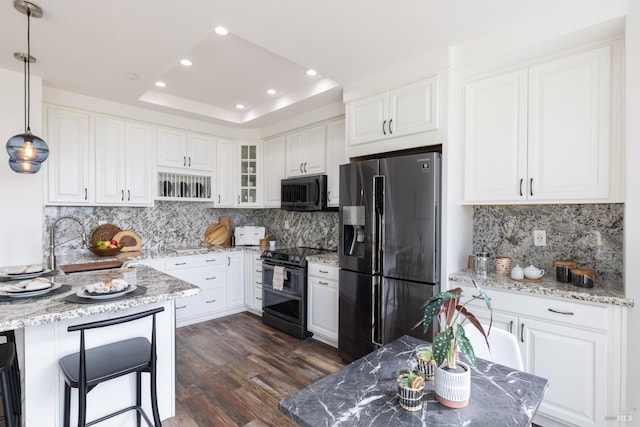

[0,269,55,281]
[76,284,137,300]
[3,265,44,275]
[0,282,61,298]
[0,278,52,293]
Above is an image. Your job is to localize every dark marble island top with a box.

[279,335,548,426]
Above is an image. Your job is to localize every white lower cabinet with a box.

[307,262,339,347]
[457,283,624,427]
[244,253,263,315]
[163,253,246,327]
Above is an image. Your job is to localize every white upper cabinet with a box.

[464,44,619,204]
[325,118,346,207]
[285,124,326,177]
[46,107,92,205]
[215,137,236,207]
[263,136,285,208]
[237,142,262,207]
[95,117,154,206]
[157,127,214,172]
[347,76,439,147]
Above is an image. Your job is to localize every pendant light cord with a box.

[23,52,27,133]
[26,7,31,133]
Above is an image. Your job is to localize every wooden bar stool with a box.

[0,339,21,427]
[59,307,164,427]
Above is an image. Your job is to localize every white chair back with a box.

[463,323,524,371]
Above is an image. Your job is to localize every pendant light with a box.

[6,0,48,174]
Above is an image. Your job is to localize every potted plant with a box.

[268,234,277,250]
[396,369,425,411]
[416,279,493,408]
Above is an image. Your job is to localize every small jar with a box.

[570,267,596,288]
[554,260,577,283]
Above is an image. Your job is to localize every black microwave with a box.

[281,175,328,211]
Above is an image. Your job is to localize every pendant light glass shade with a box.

[6,1,48,174]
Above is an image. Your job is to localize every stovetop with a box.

[261,247,333,267]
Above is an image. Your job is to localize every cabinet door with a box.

[157,128,188,169]
[303,125,326,175]
[125,122,154,205]
[325,118,346,207]
[95,116,126,204]
[521,317,606,427]
[285,131,304,177]
[263,136,285,207]
[389,76,439,137]
[238,143,261,206]
[308,277,338,342]
[527,46,611,201]
[188,133,214,171]
[215,138,236,207]
[464,70,529,202]
[347,92,388,146]
[225,253,244,309]
[46,108,91,204]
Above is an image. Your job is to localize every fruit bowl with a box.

[89,245,123,257]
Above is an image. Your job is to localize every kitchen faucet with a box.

[48,216,87,270]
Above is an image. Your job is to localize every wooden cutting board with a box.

[205,223,227,246]
[112,230,142,252]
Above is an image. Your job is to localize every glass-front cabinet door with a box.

[238,142,261,206]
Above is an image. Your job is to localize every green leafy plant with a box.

[417,280,493,369]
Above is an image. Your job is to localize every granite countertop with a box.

[306,252,339,267]
[0,265,199,332]
[279,335,548,426]
[450,269,633,307]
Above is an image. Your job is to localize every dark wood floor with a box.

[163,312,345,426]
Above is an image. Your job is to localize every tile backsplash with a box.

[473,204,623,284]
[44,203,339,255]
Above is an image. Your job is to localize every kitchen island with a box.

[0,265,199,427]
[280,335,548,426]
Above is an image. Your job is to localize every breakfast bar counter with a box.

[279,335,549,426]
[0,265,199,426]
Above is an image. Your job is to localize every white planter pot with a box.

[434,361,471,408]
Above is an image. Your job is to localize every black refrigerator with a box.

[338,152,441,363]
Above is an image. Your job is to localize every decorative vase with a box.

[434,361,471,408]
[269,241,276,250]
[396,371,425,411]
[414,345,435,380]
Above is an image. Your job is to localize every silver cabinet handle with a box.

[318,280,329,285]
[530,178,534,196]
[174,262,187,266]
[300,163,303,173]
[127,190,130,201]
[205,277,216,280]
[205,259,217,263]
[327,190,331,202]
[388,119,393,134]
[183,156,186,167]
[256,297,262,301]
[519,179,523,197]
[227,256,230,266]
[319,269,329,274]
[238,195,240,204]
[176,305,187,309]
[303,162,307,173]
[121,190,124,201]
[509,320,514,334]
[255,269,262,273]
[84,188,88,200]
[256,282,262,285]
[548,308,574,315]
[218,195,221,203]
[205,299,217,304]
[382,119,387,135]
[188,157,191,167]
[520,323,525,343]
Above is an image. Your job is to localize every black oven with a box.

[261,261,310,339]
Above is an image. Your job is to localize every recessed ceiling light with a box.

[124,73,139,80]
[155,81,166,88]
[235,104,245,109]
[306,69,317,77]
[266,89,276,95]
[215,26,229,36]
[180,59,192,67]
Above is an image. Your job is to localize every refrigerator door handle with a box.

[372,277,383,346]
[372,175,384,274]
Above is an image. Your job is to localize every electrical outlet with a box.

[284,220,290,230]
[533,230,546,246]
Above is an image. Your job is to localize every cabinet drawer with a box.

[459,283,610,331]
[175,288,225,320]
[309,276,337,289]
[253,285,263,309]
[308,262,338,281]
[164,254,225,270]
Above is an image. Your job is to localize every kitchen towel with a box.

[273,266,286,291]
